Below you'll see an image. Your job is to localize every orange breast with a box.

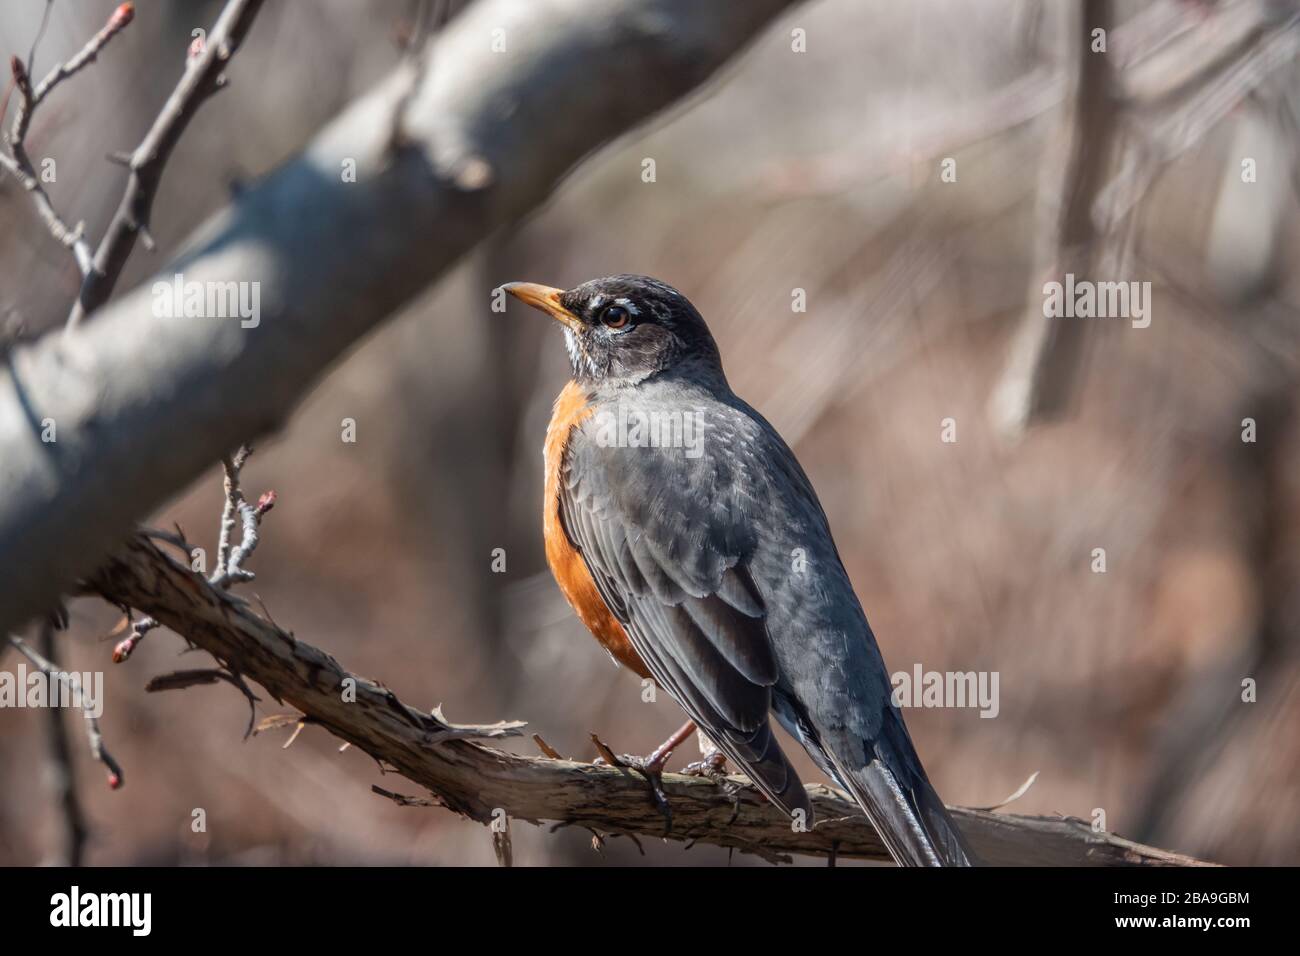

[544,381,650,678]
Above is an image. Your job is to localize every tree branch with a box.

[990,0,1300,436]
[0,0,803,636]
[989,0,1118,437]
[87,534,1212,866]
[36,620,88,866]
[67,0,267,328]
[12,1,137,143]
[7,633,124,790]
[0,4,137,278]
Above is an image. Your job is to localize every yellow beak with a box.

[501,282,582,332]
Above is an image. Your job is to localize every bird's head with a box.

[502,274,723,388]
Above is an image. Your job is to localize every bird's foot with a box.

[590,732,678,832]
[681,750,728,780]
[682,750,742,817]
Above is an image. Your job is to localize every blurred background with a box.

[2,0,1298,866]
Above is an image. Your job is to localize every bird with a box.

[503,274,976,867]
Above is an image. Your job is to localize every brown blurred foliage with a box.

[1,0,1297,865]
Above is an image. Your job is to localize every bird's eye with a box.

[600,304,631,330]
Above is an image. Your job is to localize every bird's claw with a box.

[589,734,673,830]
[682,752,743,820]
[681,750,728,780]
[613,753,673,828]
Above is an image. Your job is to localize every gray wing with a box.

[560,393,975,863]
[558,407,811,818]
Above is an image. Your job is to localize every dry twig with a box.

[211,445,275,589]
[0,3,137,276]
[66,0,267,327]
[7,633,124,790]
[37,621,87,865]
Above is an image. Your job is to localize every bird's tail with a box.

[719,720,813,822]
[829,709,977,867]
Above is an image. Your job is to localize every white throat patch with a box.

[563,328,599,378]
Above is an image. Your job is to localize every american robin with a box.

[503,275,975,866]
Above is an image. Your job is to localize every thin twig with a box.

[7,634,123,790]
[145,666,261,738]
[213,446,250,582]
[115,447,270,665]
[11,3,136,146]
[66,0,267,328]
[532,733,563,759]
[210,445,275,589]
[118,444,271,662]
[38,621,87,866]
[25,0,55,78]
[110,612,159,663]
[0,140,92,273]
[1,5,136,278]
[373,786,439,808]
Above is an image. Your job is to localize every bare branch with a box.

[1099,13,1300,233]
[146,666,260,738]
[7,633,124,789]
[11,2,137,145]
[115,445,271,660]
[1,4,137,278]
[0,139,93,274]
[990,0,1119,436]
[109,612,159,663]
[991,0,1300,436]
[37,621,87,866]
[88,535,1214,866]
[66,0,267,328]
[210,444,274,589]
[24,0,55,79]
[372,785,439,808]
